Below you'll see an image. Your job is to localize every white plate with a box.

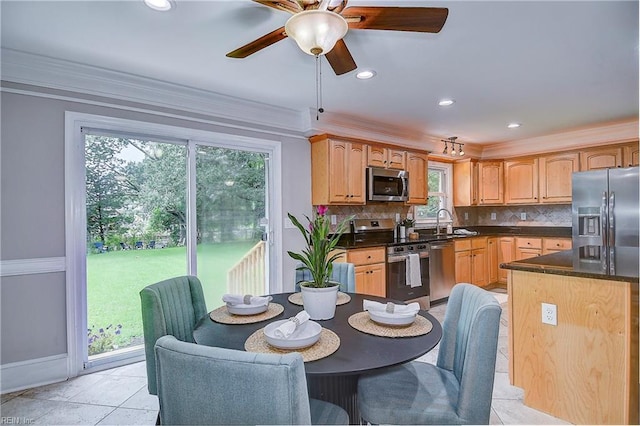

[226,303,269,316]
[263,319,322,349]
[368,310,417,326]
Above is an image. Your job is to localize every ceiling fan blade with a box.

[325,39,357,75]
[341,6,449,33]
[226,27,288,58]
[252,0,302,14]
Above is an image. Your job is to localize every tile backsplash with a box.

[324,203,571,230]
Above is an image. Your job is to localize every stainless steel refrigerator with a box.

[572,166,639,248]
[572,167,640,276]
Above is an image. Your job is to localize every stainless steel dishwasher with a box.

[428,240,456,304]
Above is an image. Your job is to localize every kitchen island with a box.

[501,246,638,424]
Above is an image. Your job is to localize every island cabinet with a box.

[310,136,366,205]
[507,269,638,424]
[580,145,623,170]
[453,158,479,207]
[405,152,429,205]
[347,247,386,297]
[538,152,579,203]
[504,158,539,204]
[477,161,504,204]
[367,146,406,170]
[454,237,488,287]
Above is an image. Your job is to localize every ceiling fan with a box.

[226,0,449,75]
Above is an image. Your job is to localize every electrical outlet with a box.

[541,303,557,326]
[490,212,496,220]
[521,212,527,220]
[330,214,337,225]
[464,212,469,220]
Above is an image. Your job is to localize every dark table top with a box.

[193,293,443,376]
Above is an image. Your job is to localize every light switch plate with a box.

[490,212,496,220]
[520,212,527,220]
[330,215,337,225]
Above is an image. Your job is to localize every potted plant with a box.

[287,206,351,320]
[402,218,415,236]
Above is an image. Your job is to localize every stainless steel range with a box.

[351,219,430,308]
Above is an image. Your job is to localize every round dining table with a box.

[193,292,442,424]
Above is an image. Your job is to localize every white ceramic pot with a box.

[299,282,339,320]
[399,226,406,239]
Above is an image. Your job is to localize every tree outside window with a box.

[415,162,452,223]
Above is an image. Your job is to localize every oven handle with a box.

[387,252,429,263]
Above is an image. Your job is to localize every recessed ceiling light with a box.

[144,0,173,11]
[356,70,376,80]
[438,99,454,106]
[507,123,521,129]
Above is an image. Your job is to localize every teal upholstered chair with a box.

[295,262,356,292]
[357,283,502,425]
[154,335,349,425]
[140,275,207,395]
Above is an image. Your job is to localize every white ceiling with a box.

[1,0,638,147]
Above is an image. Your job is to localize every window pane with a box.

[428,170,443,192]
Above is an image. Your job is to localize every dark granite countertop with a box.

[500,245,639,282]
[335,226,572,249]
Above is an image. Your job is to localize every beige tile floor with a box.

[1,290,571,425]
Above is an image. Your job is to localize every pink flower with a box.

[316,205,328,216]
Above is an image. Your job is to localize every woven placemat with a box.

[288,292,351,306]
[209,303,284,324]
[244,328,340,362]
[348,311,433,338]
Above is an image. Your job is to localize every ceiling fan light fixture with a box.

[143,0,173,12]
[285,10,348,56]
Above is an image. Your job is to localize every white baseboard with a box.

[1,354,68,394]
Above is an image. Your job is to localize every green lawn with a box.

[87,241,257,353]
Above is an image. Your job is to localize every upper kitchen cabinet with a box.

[504,158,539,204]
[539,152,579,203]
[453,159,479,207]
[310,135,366,205]
[478,161,504,204]
[405,152,428,205]
[580,146,623,170]
[367,146,406,170]
[623,142,639,167]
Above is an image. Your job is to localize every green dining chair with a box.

[295,262,356,292]
[357,283,502,424]
[140,275,207,395]
[154,335,349,425]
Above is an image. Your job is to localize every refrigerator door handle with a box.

[608,191,615,247]
[601,191,608,246]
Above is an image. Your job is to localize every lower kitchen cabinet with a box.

[454,237,488,287]
[542,237,572,255]
[515,237,542,260]
[347,247,386,297]
[498,237,515,284]
[488,237,499,284]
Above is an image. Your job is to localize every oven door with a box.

[386,253,429,301]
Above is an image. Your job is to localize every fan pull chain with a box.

[315,54,324,120]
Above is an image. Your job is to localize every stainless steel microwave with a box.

[367,167,409,202]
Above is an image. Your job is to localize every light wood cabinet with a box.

[542,237,572,255]
[367,146,406,170]
[504,158,539,204]
[311,136,366,205]
[405,152,428,205]
[580,146,623,170]
[539,152,579,203]
[623,142,639,167]
[453,159,479,207]
[498,237,515,284]
[515,237,542,260]
[347,247,386,297]
[454,237,488,287]
[478,161,504,204]
[488,237,499,284]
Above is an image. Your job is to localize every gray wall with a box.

[0,85,311,366]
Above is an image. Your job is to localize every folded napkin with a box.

[363,300,420,316]
[274,311,310,339]
[222,294,272,306]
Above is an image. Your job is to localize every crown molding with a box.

[481,119,639,159]
[1,48,306,134]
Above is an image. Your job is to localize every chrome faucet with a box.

[435,208,454,234]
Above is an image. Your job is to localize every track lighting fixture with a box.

[441,137,464,157]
